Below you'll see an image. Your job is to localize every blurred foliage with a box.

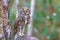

[10,7,16,26]
[10,0,14,7]
[10,0,60,40]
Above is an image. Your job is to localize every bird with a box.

[13,7,30,38]
[20,7,30,26]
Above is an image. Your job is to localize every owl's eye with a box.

[26,11,28,12]
[22,8,24,10]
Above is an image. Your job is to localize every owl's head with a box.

[20,7,30,15]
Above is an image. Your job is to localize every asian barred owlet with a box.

[13,7,30,35]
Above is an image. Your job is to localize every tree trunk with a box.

[27,0,35,36]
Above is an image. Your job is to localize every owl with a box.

[20,7,30,26]
[13,7,30,37]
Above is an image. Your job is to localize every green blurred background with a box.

[9,0,60,40]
